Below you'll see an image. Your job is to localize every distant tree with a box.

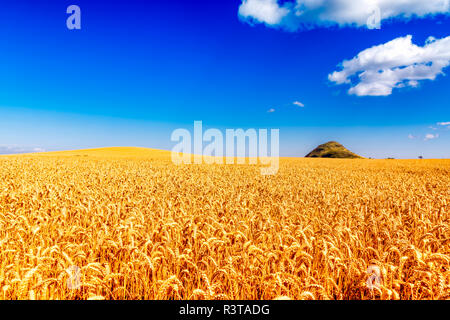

[418,156,423,159]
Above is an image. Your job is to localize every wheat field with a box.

[0,147,449,300]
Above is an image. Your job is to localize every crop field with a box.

[0,147,449,300]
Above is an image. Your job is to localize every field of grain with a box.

[0,147,449,300]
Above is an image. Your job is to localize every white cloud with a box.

[0,145,46,155]
[238,0,450,30]
[293,101,305,107]
[267,108,276,113]
[408,134,416,139]
[424,133,439,141]
[328,35,450,96]
[239,0,290,26]
[437,121,450,125]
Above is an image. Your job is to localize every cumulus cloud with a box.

[328,35,450,96]
[0,145,46,155]
[238,0,450,30]
[293,101,305,107]
[408,134,416,139]
[239,0,290,26]
[437,121,450,125]
[424,133,439,141]
[267,108,276,113]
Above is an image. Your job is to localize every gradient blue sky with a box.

[1,1,449,158]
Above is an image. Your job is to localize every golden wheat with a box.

[0,147,449,300]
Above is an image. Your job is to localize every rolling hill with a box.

[305,141,363,159]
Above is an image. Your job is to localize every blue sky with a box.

[0,0,449,158]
